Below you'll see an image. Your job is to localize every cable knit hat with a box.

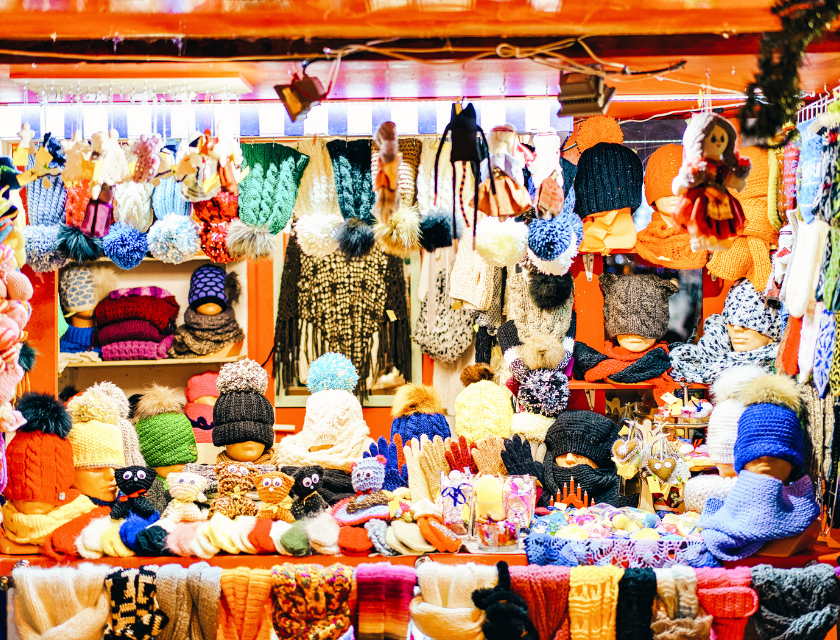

[152,178,192,220]
[574,127,643,217]
[189,264,229,311]
[212,359,275,450]
[67,390,126,469]
[734,374,805,474]
[706,365,767,464]
[600,273,678,340]
[8,392,78,505]
[644,144,683,206]
[133,384,198,468]
[454,372,513,443]
[390,384,451,443]
[545,410,620,470]
[722,279,781,340]
[59,265,117,317]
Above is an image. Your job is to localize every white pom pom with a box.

[295,212,342,259]
[474,217,529,268]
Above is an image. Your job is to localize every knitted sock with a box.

[509,565,571,640]
[218,567,273,640]
[568,565,623,640]
[119,513,159,552]
[166,521,203,557]
[694,568,757,640]
[232,516,258,554]
[362,519,399,557]
[191,522,221,559]
[205,513,240,554]
[134,524,171,556]
[615,568,656,640]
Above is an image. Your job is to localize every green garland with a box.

[739,0,840,148]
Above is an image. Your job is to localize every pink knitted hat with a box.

[186,372,220,402]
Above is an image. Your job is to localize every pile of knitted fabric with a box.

[95,285,179,361]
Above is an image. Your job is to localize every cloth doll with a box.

[91,130,130,197]
[672,113,752,251]
[161,471,209,522]
[61,131,93,186]
[290,465,335,519]
[372,121,400,223]
[527,129,564,217]
[211,461,258,518]
[573,273,679,399]
[110,466,157,521]
[476,124,531,218]
[131,134,163,184]
[255,470,295,522]
[331,455,391,528]
[670,278,781,384]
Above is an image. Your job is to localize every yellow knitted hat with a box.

[454,380,513,443]
[68,391,126,469]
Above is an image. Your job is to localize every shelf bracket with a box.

[582,254,595,282]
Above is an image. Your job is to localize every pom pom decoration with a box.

[18,341,36,373]
[475,217,529,268]
[740,373,801,411]
[306,352,360,394]
[295,212,341,259]
[391,384,444,418]
[460,363,495,386]
[336,218,375,259]
[520,335,565,371]
[226,218,276,261]
[518,368,569,417]
[147,213,201,264]
[528,272,574,310]
[24,225,69,272]
[132,384,184,422]
[528,217,574,261]
[418,209,455,253]
[17,392,72,437]
[225,271,242,306]
[216,358,269,395]
[374,209,421,258]
[575,116,624,153]
[711,364,767,404]
[57,223,104,263]
[103,222,148,270]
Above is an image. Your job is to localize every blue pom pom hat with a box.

[389,383,451,444]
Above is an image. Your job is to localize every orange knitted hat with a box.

[247,518,276,554]
[644,144,683,205]
[338,525,374,556]
[218,567,273,640]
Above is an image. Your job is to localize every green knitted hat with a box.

[133,384,198,468]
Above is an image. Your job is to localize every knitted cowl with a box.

[355,563,415,640]
[217,567,274,640]
[13,563,112,640]
[650,566,712,640]
[750,564,840,640]
[154,562,222,640]
[240,143,309,234]
[615,568,657,640]
[635,211,708,269]
[694,567,758,640]
[327,139,375,223]
[509,565,571,640]
[168,308,244,358]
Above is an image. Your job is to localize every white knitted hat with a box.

[683,474,737,514]
[707,365,767,464]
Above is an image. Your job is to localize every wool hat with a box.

[84,381,146,467]
[545,410,620,470]
[455,366,513,443]
[185,371,220,440]
[212,359,275,450]
[722,279,781,340]
[600,273,678,340]
[189,264,229,311]
[8,392,78,505]
[574,142,644,217]
[133,384,198,468]
[58,265,117,317]
[644,144,683,206]
[67,390,127,469]
[152,178,192,220]
[305,352,360,393]
[734,374,805,474]
[390,383,451,443]
[706,365,767,464]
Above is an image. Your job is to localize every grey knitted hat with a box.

[600,273,678,340]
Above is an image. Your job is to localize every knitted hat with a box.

[152,178,192,220]
[8,392,77,505]
[454,365,513,442]
[59,265,117,316]
[644,144,683,205]
[188,264,229,311]
[185,371,220,439]
[186,371,220,402]
[574,132,643,217]
[706,365,767,464]
[133,385,198,468]
[734,374,805,474]
[305,352,360,393]
[212,359,274,450]
[67,390,126,469]
[390,384,451,443]
[722,279,781,340]
[600,273,678,340]
[545,410,619,470]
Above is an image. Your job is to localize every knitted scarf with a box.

[355,563,415,640]
[168,308,244,358]
[2,494,95,544]
[270,564,354,640]
[669,314,778,384]
[508,565,571,640]
[615,569,657,640]
[567,566,624,640]
[240,143,309,234]
[693,567,757,640]
[547,465,639,509]
[327,139,375,223]
[574,341,677,399]
[218,567,273,640]
[154,562,222,640]
[634,211,708,270]
[216,448,276,467]
[650,566,712,640]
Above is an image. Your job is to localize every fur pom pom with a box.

[17,392,72,437]
[391,384,444,418]
[225,271,241,306]
[739,373,800,411]
[103,222,148,270]
[521,334,564,371]
[133,384,184,422]
[337,218,375,259]
[374,209,421,258]
[711,365,768,404]
[216,358,269,395]
[147,214,200,264]
[306,352,359,393]
[57,224,104,264]
[88,381,130,420]
[460,363,495,387]
[18,340,36,373]
[528,272,574,310]
[226,218,276,261]
[69,390,119,424]
[25,225,69,272]
[475,217,529,268]
[518,369,569,417]
[419,210,455,252]
[295,212,341,259]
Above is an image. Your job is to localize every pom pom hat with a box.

[390,384,451,443]
[212,359,275,450]
[706,364,767,465]
[188,264,228,312]
[133,384,198,469]
[67,390,126,469]
[306,352,359,394]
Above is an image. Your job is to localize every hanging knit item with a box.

[355,563,415,640]
[799,380,836,481]
[615,569,656,640]
[567,565,624,640]
[508,564,571,640]
[328,139,375,223]
[649,566,712,640]
[693,567,757,640]
[574,341,677,399]
[217,567,273,640]
[103,567,169,640]
[270,563,354,640]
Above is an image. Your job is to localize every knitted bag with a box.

[414,261,473,363]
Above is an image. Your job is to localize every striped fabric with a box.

[355,563,416,640]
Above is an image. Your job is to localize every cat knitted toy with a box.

[111,466,157,521]
[290,465,335,520]
[255,470,295,522]
[212,461,258,518]
[161,471,209,523]
[331,455,391,526]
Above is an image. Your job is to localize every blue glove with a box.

[363,436,408,491]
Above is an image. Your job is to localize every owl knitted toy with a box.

[255,470,295,522]
[290,465,334,520]
[110,466,157,521]
[161,471,209,522]
[211,461,258,518]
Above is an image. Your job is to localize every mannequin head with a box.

[196,302,223,316]
[154,463,186,479]
[194,395,217,406]
[644,144,683,226]
[743,456,793,482]
[720,279,781,350]
[58,264,116,322]
[655,196,681,217]
[69,309,95,328]
[72,467,117,502]
[188,265,230,315]
[616,334,657,352]
[601,273,678,348]
[225,441,266,462]
[555,452,598,469]
[726,324,774,352]
[212,359,276,458]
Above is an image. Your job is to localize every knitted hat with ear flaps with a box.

[212,359,275,450]
[545,410,619,470]
[600,273,678,340]
[134,384,198,468]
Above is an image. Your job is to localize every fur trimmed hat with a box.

[389,384,451,443]
[706,365,767,465]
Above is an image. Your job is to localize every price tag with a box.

[386,310,397,322]
[452,300,462,310]
[660,392,680,405]
[473,323,479,332]
[647,475,662,493]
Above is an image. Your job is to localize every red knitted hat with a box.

[338,525,374,556]
[94,295,180,332]
[186,372,220,402]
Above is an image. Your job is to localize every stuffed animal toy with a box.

[211,461,258,518]
[131,134,163,184]
[255,470,295,522]
[161,471,209,523]
[111,466,157,521]
[672,113,752,251]
[61,131,94,187]
[290,465,335,520]
[91,130,130,199]
[331,455,391,526]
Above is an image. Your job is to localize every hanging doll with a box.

[211,461,258,518]
[61,131,94,187]
[372,121,401,223]
[91,130,131,198]
[255,470,295,522]
[476,124,532,218]
[528,129,564,217]
[161,471,209,522]
[131,134,163,184]
[672,113,752,252]
[110,466,157,521]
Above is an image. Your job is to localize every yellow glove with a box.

[419,435,449,499]
[403,436,431,502]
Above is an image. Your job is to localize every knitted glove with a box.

[501,435,544,484]
[473,437,506,475]
[445,435,478,474]
[403,436,430,502]
[364,436,408,491]
[419,435,449,499]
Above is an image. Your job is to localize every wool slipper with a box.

[418,515,462,553]
[391,520,436,554]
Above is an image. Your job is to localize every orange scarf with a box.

[584,341,679,401]
[635,211,708,269]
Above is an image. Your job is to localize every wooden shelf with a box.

[63,355,245,368]
[568,381,708,390]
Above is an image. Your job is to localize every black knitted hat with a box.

[212,359,275,449]
[545,410,620,469]
[574,143,643,218]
